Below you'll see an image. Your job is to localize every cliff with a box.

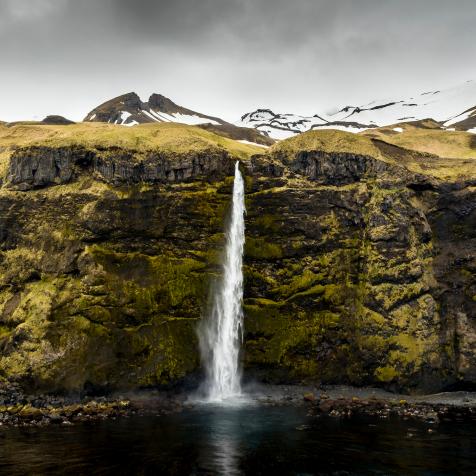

[0,122,474,394]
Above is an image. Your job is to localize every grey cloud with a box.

[0,0,475,122]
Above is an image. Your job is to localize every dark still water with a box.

[0,404,474,475]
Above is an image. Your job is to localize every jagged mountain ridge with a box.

[84,92,274,146]
[84,80,476,142]
[84,92,228,127]
[238,80,476,139]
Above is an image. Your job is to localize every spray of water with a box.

[198,161,246,402]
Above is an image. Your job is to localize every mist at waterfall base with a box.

[196,161,247,404]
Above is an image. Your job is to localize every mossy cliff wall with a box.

[0,144,474,393]
[0,146,235,392]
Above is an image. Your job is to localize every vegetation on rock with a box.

[0,123,474,394]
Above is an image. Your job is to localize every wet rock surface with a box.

[0,382,186,427]
[240,384,476,423]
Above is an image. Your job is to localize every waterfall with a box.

[199,161,246,402]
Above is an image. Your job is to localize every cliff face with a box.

[0,145,236,392]
[244,154,440,391]
[0,128,475,394]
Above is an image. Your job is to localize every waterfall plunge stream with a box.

[199,161,246,403]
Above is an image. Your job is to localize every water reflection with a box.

[207,417,240,474]
[196,405,246,475]
[0,405,475,475]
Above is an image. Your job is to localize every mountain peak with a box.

[84,91,217,127]
[148,93,179,113]
[105,92,143,108]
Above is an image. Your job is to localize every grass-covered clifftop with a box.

[362,122,476,180]
[0,121,262,164]
[270,127,476,181]
[363,121,476,160]
[271,129,385,158]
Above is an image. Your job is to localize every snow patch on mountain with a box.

[239,80,476,140]
[85,92,226,128]
[155,111,220,126]
[237,139,269,148]
[330,81,476,126]
[443,108,474,127]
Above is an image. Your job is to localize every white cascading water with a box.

[199,161,246,402]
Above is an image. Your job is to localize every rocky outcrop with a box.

[289,150,388,183]
[0,177,230,392]
[6,146,235,190]
[41,115,75,125]
[7,147,92,189]
[0,142,475,394]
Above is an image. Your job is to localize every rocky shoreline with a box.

[1,383,475,428]
[307,392,476,424]
[253,384,476,424]
[0,383,182,428]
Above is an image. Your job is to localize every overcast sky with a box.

[1,0,475,122]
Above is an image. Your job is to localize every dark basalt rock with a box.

[248,155,285,178]
[287,150,400,185]
[7,146,91,189]
[6,146,235,190]
[41,115,75,125]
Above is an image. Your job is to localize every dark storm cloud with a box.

[108,0,337,50]
[0,0,475,121]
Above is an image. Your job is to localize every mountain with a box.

[84,92,274,146]
[84,81,476,143]
[238,80,476,140]
[84,92,228,127]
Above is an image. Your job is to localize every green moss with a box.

[272,269,322,299]
[254,214,280,232]
[375,366,398,382]
[128,317,199,386]
[372,281,429,312]
[178,188,228,229]
[88,245,209,318]
[245,237,283,259]
[244,266,278,289]
[286,284,326,302]
[388,334,427,367]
